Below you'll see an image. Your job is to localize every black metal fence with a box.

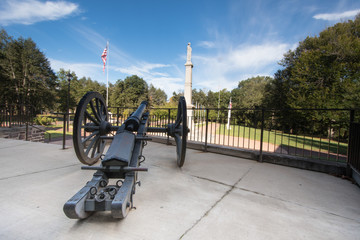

[108,106,357,164]
[2,103,356,166]
[0,104,35,127]
[348,122,360,173]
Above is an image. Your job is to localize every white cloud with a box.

[198,41,215,48]
[192,42,290,92]
[0,0,78,26]
[226,43,289,70]
[49,58,103,80]
[313,9,360,21]
[114,62,182,98]
[115,63,170,77]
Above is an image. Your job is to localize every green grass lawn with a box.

[216,124,348,156]
[44,124,72,141]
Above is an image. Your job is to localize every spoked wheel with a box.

[73,91,112,165]
[169,96,189,167]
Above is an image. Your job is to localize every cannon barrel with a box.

[124,101,148,131]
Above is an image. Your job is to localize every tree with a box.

[271,15,360,110]
[231,76,272,109]
[56,69,78,113]
[0,29,57,110]
[148,84,167,106]
[192,89,207,107]
[264,15,360,134]
[0,29,11,105]
[169,91,183,105]
[110,75,149,107]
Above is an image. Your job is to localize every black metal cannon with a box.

[63,91,189,219]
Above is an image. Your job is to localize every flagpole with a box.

[106,41,109,107]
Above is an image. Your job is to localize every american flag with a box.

[101,46,107,72]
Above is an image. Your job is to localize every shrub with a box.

[34,115,55,126]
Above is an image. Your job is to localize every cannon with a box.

[63,91,189,219]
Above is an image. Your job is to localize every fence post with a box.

[62,113,66,149]
[9,107,12,128]
[259,109,265,162]
[116,107,119,126]
[346,109,355,177]
[25,123,29,141]
[167,108,171,145]
[204,109,209,151]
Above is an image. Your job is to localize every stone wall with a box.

[0,125,45,142]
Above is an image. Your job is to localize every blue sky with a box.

[1,0,360,98]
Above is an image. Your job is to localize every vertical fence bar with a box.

[209,117,212,144]
[62,114,66,149]
[222,118,226,146]
[116,107,119,126]
[25,122,29,141]
[9,107,12,128]
[205,109,209,151]
[327,122,331,161]
[259,109,265,162]
[274,129,277,153]
[347,110,355,176]
[167,109,170,145]
[347,110,355,160]
[336,125,340,161]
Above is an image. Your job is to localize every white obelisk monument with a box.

[184,43,193,128]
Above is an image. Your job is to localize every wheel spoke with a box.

[175,112,182,127]
[85,110,99,125]
[100,103,106,121]
[85,135,99,156]
[174,101,182,127]
[91,137,100,158]
[90,100,101,122]
[99,139,106,153]
[95,98,101,121]
[174,134,181,157]
[81,125,99,130]
[81,131,99,144]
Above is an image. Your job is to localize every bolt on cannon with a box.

[63,91,189,219]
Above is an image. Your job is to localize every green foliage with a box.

[270,15,360,110]
[192,89,207,106]
[170,91,183,104]
[110,75,149,107]
[34,115,55,126]
[231,76,272,109]
[149,84,167,106]
[55,69,107,112]
[263,15,360,135]
[0,28,57,110]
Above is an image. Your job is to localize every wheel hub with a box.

[99,120,112,136]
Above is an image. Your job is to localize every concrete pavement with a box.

[0,138,359,240]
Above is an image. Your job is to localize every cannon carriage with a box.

[64,91,189,219]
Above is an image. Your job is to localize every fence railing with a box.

[108,106,356,164]
[3,104,354,165]
[0,104,35,127]
[348,122,360,173]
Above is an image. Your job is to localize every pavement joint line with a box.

[188,172,360,225]
[0,164,81,181]
[189,175,233,188]
[179,167,253,239]
[235,186,360,224]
